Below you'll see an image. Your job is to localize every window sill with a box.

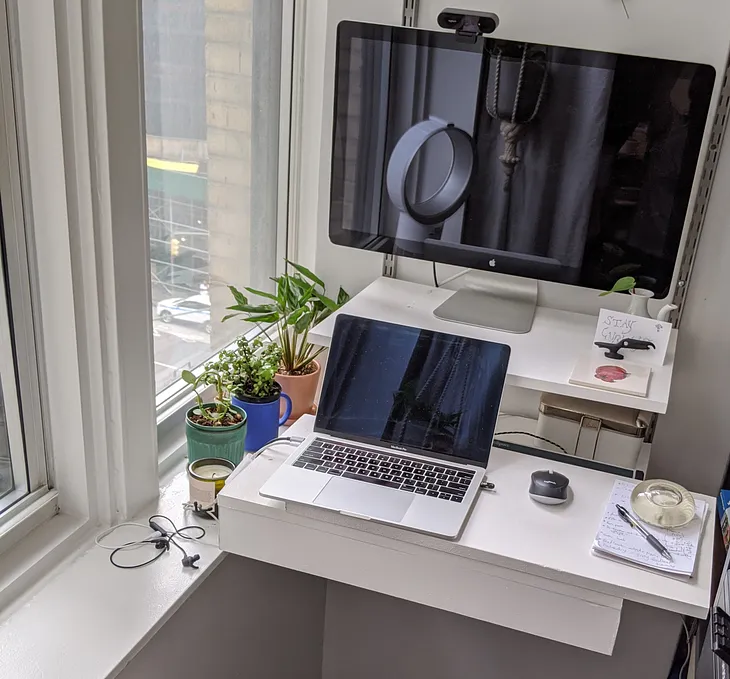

[0,492,86,614]
[0,463,224,679]
[0,487,58,559]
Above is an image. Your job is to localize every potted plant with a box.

[600,276,655,317]
[224,260,349,423]
[182,366,247,465]
[599,276,637,297]
[600,275,678,321]
[206,336,292,452]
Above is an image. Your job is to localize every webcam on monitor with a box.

[437,8,499,42]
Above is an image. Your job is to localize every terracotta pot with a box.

[276,360,320,425]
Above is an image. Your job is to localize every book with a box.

[592,479,707,577]
[717,489,730,549]
[570,353,652,397]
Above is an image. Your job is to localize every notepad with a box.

[592,479,708,577]
[570,354,652,397]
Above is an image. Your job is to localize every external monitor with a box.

[328,21,715,331]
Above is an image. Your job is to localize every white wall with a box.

[116,556,326,679]
[295,0,730,493]
[648,149,730,494]
[118,558,681,679]
[322,582,681,679]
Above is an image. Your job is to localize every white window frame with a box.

[0,0,299,586]
[0,0,49,522]
[149,0,296,439]
[0,0,161,563]
[94,0,297,488]
[0,0,110,583]
[0,0,64,562]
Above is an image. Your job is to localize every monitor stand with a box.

[433,271,537,334]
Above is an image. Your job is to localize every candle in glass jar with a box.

[188,458,235,509]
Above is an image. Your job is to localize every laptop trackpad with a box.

[314,478,413,522]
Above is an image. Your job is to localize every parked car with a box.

[156,293,212,334]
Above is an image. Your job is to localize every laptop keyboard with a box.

[292,438,475,503]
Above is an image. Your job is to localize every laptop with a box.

[259,314,511,539]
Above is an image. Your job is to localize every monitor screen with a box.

[315,314,510,466]
[329,21,715,297]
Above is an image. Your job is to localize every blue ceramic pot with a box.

[232,384,292,452]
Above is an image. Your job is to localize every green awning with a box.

[147,166,207,203]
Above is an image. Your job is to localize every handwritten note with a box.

[593,309,671,366]
[592,480,707,577]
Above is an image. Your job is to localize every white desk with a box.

[218,416,713,656]
[309,277,678,414]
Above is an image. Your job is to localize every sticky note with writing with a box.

[593,309,671,366]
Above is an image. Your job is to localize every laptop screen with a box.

[315,315,510,467]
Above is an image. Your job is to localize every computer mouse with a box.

[529,470,570,505]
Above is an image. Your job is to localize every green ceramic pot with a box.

[185,403,248,465]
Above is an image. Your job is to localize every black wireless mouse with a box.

[529,470,570,505]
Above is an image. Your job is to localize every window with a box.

[0,12,48,522]
[0,284,31,516]
[142,0,286,397]
[0,306,32,516]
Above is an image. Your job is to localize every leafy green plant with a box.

[206,336,283,400]
[599,276,636,297]
[181,366,237,426]
[224,260,349,375]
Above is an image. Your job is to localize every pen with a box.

[616,504,673,562]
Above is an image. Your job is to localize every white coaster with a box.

[570,354,652,397]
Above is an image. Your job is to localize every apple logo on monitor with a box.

[489,259,496,267]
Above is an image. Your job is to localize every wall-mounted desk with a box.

[309,277,678,414]
[218,416,713,662]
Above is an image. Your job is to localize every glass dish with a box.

[630,479,696,528]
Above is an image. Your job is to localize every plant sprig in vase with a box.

[599,276,636,297]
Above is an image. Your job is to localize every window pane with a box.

[0,16,47,519]
[0,197,35,516]
[0,392,17,505]
[143,0,283,394]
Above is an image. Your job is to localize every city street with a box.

[153,320,214,392]
[153,314,258,393]
[151,279,230,393]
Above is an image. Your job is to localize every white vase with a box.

[627,288,654,318]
